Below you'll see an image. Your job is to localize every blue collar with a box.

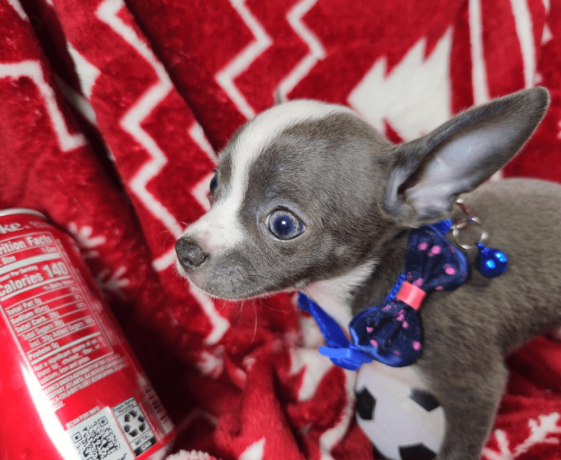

[298,220,468,370]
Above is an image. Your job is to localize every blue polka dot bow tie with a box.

[298,220,469,370]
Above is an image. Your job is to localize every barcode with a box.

[67,408,132,460]
[72,416,120,460]
[145,386,172,431]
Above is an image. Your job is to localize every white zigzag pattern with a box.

[95,0,229,343]
[55,75,98,127]
[67,43,101,100]
[188,122,218,163]
[278,0,325,100]
[191,172,215,214]
[542,0,552,44]
[7,0,27,20]
[96,0,183,244]
[319,369,356,460]
[468,0,504,181]
[189,121,218,214]
[152,123,217,272]
[152,248,178,272]
[469,0,490,105]
[509,0,536,89]
[190,285,230,346]
[288,348,356,460]
[216,0,272,119]
[0,61,86,151]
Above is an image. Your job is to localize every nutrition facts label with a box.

[0,231,126,409]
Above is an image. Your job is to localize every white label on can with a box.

[67,406,134,460]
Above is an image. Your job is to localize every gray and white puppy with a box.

[175,87,561,460]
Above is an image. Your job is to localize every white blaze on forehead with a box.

[185,100,355,254]
[230,100,354,196]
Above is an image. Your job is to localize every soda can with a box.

[0,209,175,460]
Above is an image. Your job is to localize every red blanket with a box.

[1,0,561,459]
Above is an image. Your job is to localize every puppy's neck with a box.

[305,261,378,326]
[304,232,409,329]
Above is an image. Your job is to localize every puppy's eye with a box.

[266,209,305,240]
[209,171,218,194]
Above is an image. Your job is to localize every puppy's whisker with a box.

[252,302,258,343]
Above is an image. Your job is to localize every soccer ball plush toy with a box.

[355,364,445,460]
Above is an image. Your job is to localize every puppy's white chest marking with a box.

[305,261,376,331]
[304,281,354,328]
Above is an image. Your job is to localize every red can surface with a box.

[0,209,175,460]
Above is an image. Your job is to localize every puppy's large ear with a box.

[382,87,549,227]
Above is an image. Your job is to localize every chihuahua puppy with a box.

[175,87,561,460]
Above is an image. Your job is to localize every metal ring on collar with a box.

[452,216,488,250]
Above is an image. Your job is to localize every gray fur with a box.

[176,87,560,460]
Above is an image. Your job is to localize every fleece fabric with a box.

[0,0,560,459]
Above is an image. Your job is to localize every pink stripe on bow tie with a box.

[396,281,426,311]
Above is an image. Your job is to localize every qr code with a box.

[72,416,120,459]
[67,408,132,460]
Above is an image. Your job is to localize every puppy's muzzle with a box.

[175,237,208,270]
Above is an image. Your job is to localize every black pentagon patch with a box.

[409,388,440,412]
[356,387,376,420]
[399,443,436,460]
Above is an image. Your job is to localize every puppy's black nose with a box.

[175,237,208,269]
